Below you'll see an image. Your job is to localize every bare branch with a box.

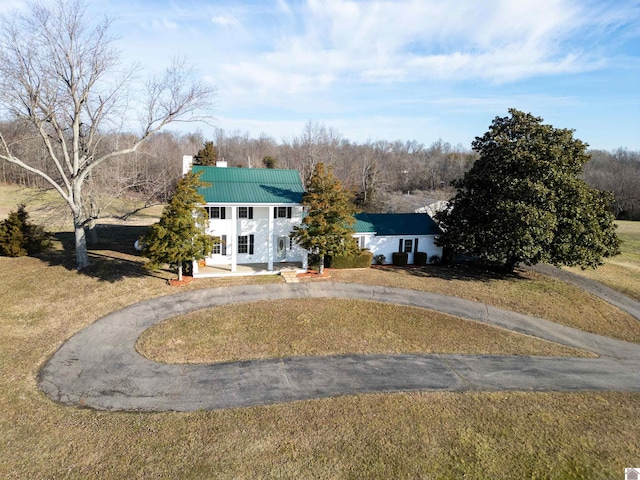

[0,0,215,269]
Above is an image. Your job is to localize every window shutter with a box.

[415,238,419,252]
[221,235,227,255]
[221,208,226,219]
[274,207,277,218]
[249,234,255,254]
[398,239,403,252]
[287,207,292,219]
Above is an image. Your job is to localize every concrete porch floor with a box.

[194,262,306,278]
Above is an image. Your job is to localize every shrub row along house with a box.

[183,156,443,277]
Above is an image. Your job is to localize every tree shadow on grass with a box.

[383,261,529,284]
[38,224,171,283]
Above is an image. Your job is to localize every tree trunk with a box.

[73,215,90,270]
[504,257,518,273]
[318,255,325,275]
[87,197,99,244]
[87,218,99,244]
[177,263,183,281]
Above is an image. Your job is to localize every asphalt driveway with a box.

[38,281,640,412]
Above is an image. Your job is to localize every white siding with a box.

[204,205,305,266]
[355,234,442,264]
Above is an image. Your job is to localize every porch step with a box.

[280,269,300,283]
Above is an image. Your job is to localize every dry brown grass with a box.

[3,385,639,479]
[566,220,640,301]
[327,266,640,343]
[1,216,639,478]
[138,298,592,363]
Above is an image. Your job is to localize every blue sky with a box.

[6,0,640,150]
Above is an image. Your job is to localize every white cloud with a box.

[150,17,179,31]
[210,14,240,28]
[430,93,581,112]
[201,0,622,102]
[14,0,631,149]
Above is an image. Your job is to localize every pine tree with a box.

[262,156,278,169]
[0,204,51,257]
[193,141,218,166]
[290,162,358,274]
[436,109,620,271]
[141,171,217,280]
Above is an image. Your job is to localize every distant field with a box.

[0,183,68,230]
[0,183,164,230]
[566,220,640,300]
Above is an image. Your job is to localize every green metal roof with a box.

[192,166,304,204]
[354,213,442,236]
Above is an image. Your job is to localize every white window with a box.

[274,206,292,218]
[213,235,227,255]
[399,238,413,253]
[238,234,254,254]
[207,207,225,219]
[238,207,253,219]
[404,239,413,253]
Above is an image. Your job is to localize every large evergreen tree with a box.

[290,162,358,274]
[436,109,620,271]
[141,172,217,281]
[193,141,218,166]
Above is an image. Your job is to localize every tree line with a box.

[3,118,639,220]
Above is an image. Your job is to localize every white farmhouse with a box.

[184,157,443,276]
[186,158,308,277]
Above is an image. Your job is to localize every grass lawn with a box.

[1,184,639,478]
[328,266,640,343]
[566,220,640,301]
[138,298,592,363]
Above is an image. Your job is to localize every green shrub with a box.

[430,254,442,265]
[392,251,408,266]
[327,250,373,269]
[0,204,51,257]
[414,251,427,265]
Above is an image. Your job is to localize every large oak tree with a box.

[0,0,214,269]
[436,109,620,271]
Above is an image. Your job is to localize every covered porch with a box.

[193,261,307,278]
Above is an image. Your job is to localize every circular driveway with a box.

[38,282,640,411]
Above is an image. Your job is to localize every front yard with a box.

[1,227,639,478]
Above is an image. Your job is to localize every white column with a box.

[267,206,274,271]
[231,206,237,272]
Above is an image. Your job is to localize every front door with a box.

[276,236,288,260]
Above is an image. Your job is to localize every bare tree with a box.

[584,148,640,219]
[0,0,214,269]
